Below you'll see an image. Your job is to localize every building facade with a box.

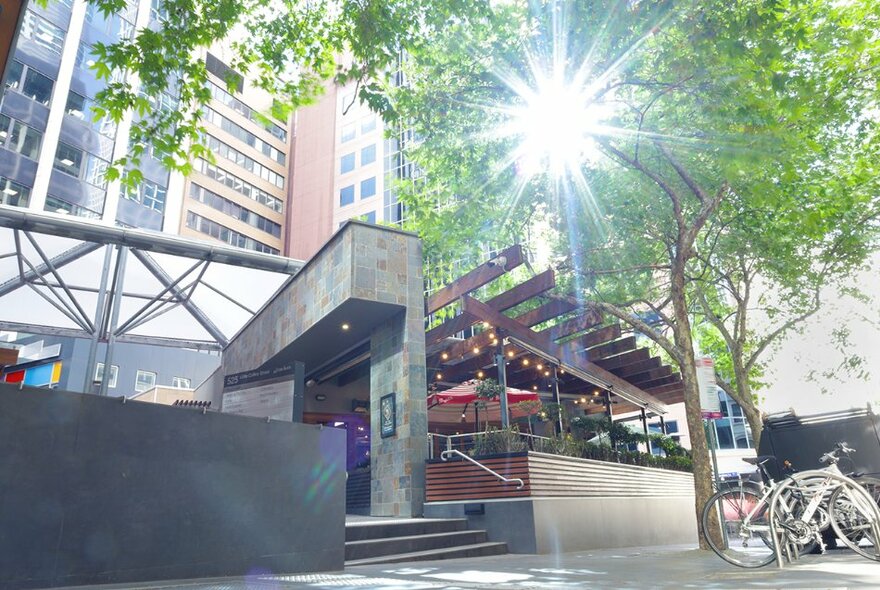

[288,66,415,260]
[0,0,291,256]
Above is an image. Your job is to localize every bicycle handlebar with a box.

[819,441,855,465]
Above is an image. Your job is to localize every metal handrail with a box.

[440,449,525,490]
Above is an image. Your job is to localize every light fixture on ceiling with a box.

[436,372,442,380]
[314,393,326,401]
[507,350,515,358]
[441,352,449,360]
[341,323,350,331]
[477,371,484,378]
[522,359,530,366]
[533,385,538,390]
[581,397,587,403]
[473,347,480,354]
[537,364,543,370]
[489,333,495,340]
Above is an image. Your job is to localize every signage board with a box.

[222,362,304,422]
[697,357,722,419]
[380,392,396,438]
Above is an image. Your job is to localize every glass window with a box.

[361,144,376,165]
[53,142,109,188]
[363,211,376,224]
[185,211,279,255]
[135,370,157,393]
[45,195,102,218]
[341,123,356,143]
[95,363,119,388]
[21,10,65,54]
[172,376,191,388]
[23,68,54,105]
[0,114,42,160]
[189,183,281,237]
[193,158,283,213]
[340,152,355,174]
[142,181,167,212]
[339,185,354,206]
[361,116,376,134]
[54,143,83,177]
[0,175,31,208]
[4,61,23,91]
[202,107,285,164]
[360,176,376,199]
[64,91,116,137]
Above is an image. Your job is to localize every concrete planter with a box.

[425,451,697,553]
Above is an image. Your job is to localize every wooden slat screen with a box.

[425,452,694,503]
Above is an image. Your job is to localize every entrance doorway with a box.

[304,412,371,514]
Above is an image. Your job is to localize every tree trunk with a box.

[730,357,764,448]
[670,264,722,550]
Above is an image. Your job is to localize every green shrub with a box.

[470,426,528,456]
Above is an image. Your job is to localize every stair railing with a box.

[440,449,525,490]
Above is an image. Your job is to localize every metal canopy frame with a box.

[0,207,304,393]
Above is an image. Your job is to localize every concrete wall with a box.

[0,383,346,589]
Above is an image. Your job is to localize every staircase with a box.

[345,517,508,566]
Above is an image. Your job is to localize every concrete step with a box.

[345,518,468,542]
[345,530,488,561]
[345,541,509,566]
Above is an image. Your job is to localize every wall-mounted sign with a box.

[222,361,304,422]
[380,392,396,438]
[697,357,722,420]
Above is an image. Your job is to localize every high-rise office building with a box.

[289,64,416,260]
[1,0,290,256]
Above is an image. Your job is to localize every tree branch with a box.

[655,141,709,203]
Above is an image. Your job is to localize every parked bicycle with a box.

[701,442,879,568]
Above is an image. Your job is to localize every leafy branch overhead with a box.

[75,0,490,185]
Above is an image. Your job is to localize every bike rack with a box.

[768,470,880,568]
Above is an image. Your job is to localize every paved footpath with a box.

[58,545,880,590]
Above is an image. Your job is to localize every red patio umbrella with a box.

[427,382,540,426]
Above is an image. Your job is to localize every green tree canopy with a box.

[388,0,880,547]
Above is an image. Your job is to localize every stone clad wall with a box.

[222,226,354,375]
[362,226,427,517]
[220,221,428,517]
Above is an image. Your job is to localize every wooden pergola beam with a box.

[609,356,662,378]
[425,269,555,345]
[626,366,673,386]
[461,296,667,413]
[515,299,578,327]
[537,311,602,342]
[425,244,524,315]
[586,336,637,361]
[591,348,649,371]
[562,324,622,352]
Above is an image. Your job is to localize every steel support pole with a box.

[495,336,509,428]
[551,365,563,435]
[641,407,652,454]
[98,246,128,397]
[82,244,113,393]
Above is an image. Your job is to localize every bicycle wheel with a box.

[830,479,880,561]
[702,487,775,568]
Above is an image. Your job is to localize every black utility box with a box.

[757,407,880,480]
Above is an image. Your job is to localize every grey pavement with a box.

[56,545,880,590]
